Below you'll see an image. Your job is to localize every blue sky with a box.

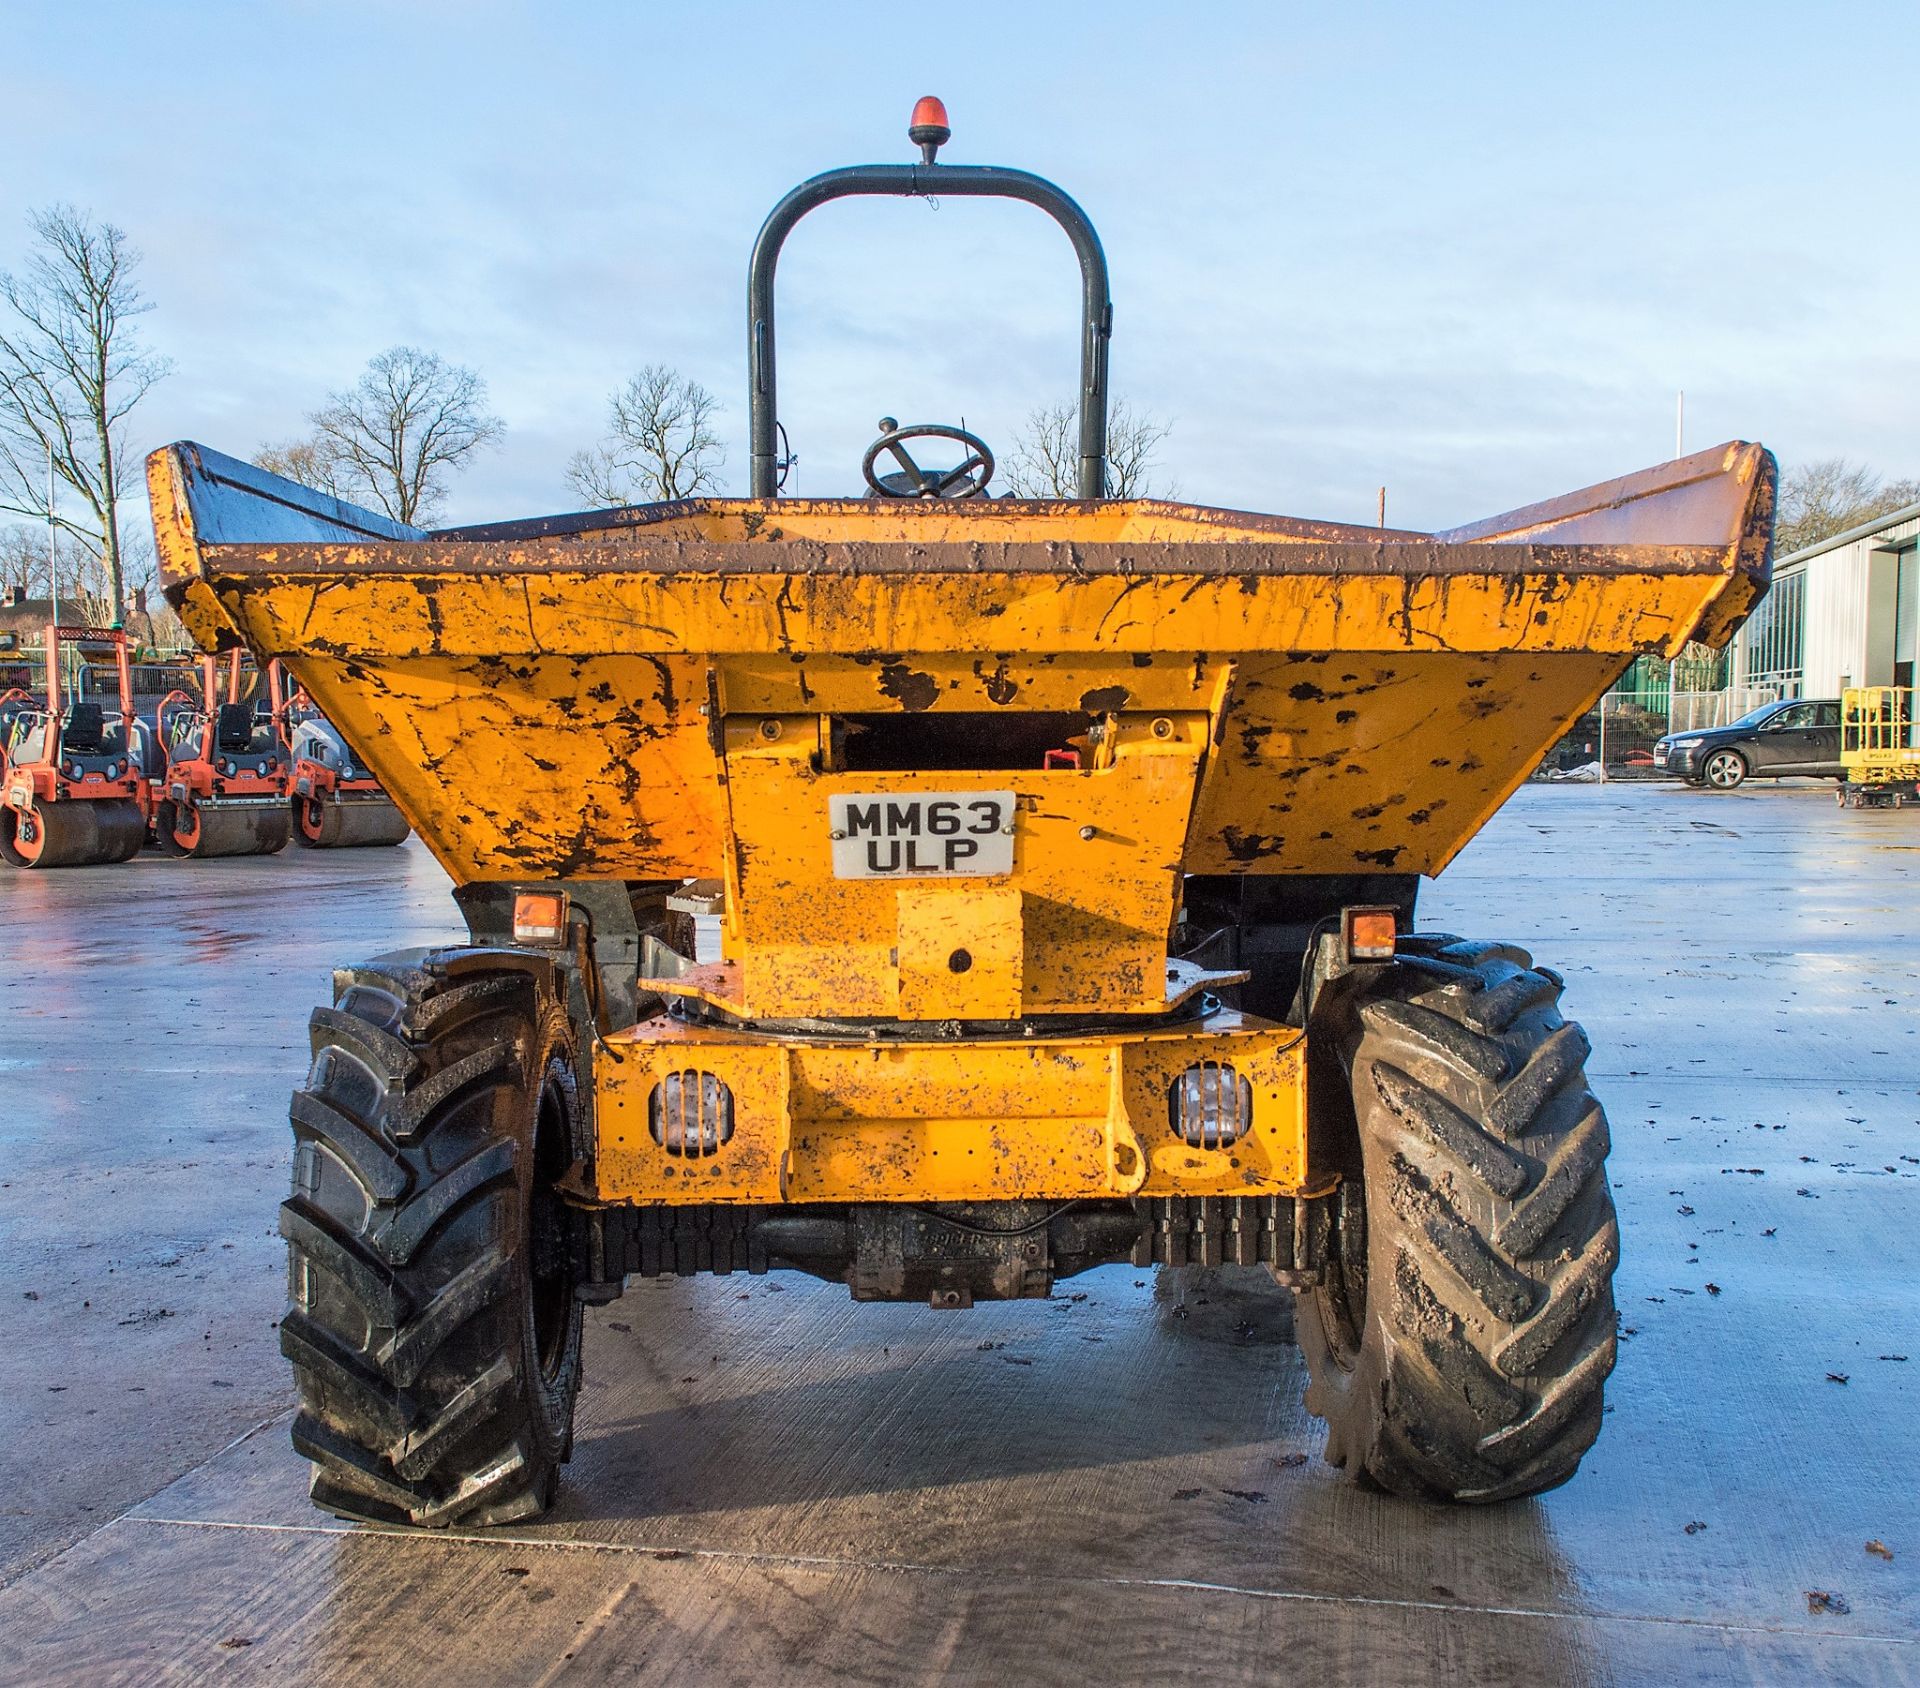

[5,0,1916,531]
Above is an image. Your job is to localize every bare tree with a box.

[564,443,640,510]
[0,524,51,599]
[1003,398,1174,498]
[0,206,170,625]
[0,523,115,621]
[254,435,346,500]
[118,531,188,650]
[278,346,507,525]
[1775,457,1920,556]
[566,365,724,506]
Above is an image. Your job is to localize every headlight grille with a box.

[1168,1061,1253,1149]
[649,1070,735,1157]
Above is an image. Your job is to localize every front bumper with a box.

[591,1009,1311,1205]
[1656,741,1704,774]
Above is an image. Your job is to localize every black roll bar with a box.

[747,158,1112,499]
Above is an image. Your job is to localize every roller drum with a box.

[163,798,292,858]
[292,796,410,849]
[0,797,146,868]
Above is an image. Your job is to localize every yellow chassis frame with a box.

[591,1008,1312,1205]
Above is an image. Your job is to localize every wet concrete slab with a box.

[0,845,457,1585]
[0,784,1916,1683]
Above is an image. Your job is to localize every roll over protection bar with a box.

[747,108,1112,499]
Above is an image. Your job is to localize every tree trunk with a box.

[94,347,124,626]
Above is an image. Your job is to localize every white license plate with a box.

[829,791,1015,878]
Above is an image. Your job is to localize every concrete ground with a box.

[0,783,1915,1685]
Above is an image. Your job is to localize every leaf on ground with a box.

[1806,1590,1850,1616]
[1866,1541,1894,1561]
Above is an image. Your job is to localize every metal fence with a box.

[1538,685,1785,780]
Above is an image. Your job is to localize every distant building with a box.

[1542,502,1918,774]
[0,588,174,659]
[1733,502,1920,699]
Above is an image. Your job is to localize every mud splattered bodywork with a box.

[151,444,1773,885]
[150,438,1772,1210]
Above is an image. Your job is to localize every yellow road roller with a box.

[149,100,1775,1527]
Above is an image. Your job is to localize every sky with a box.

[4,0,1917,535]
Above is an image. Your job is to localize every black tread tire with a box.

[1296,936,1618,1503]
[281,950,584,1527]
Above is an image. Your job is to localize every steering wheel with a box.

[862,418,994,499]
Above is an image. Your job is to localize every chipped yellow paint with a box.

[895,884,1023,1019]
[594,1011,1307,1203]
[149,436,1772,1204]
[148,440,1775,1036]
[717,711,1204,1018]
[153,562,1759,888]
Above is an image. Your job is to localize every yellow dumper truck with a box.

[150,102,1775,1527]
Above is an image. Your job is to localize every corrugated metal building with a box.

[1734,503,1920,698]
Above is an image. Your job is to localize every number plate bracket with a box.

[829,790,1015,879]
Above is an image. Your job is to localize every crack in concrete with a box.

[113,1514,1920,1649]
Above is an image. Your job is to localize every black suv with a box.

[1653,698,1842,790]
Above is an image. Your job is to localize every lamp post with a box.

[47,443,59,629]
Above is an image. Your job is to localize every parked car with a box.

[1654,698,1843,789]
